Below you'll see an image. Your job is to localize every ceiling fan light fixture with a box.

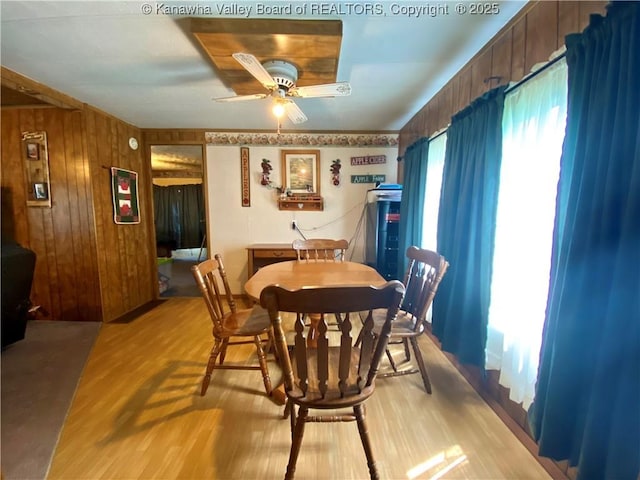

[272,101,286,118]
[214,53,350,126]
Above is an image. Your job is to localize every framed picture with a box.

[281,149,321,195]
[22,131,51,207]
[26,142,39,160]
[33,182,48,200]
[111,167,140,224]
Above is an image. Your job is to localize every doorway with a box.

[151,144,207,298]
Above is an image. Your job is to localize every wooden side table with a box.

[246,243,297,279]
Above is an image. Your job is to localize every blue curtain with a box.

[432,86,506,367]
[397,137,429,278]
[529,3,640,479]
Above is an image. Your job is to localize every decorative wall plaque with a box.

[111,167,140,224]
[350,155,387,166]
[351,174,386,184]
[22,131,51,207]
[240,147,251,207]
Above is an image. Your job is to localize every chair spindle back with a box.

[292,238,348,262]
[191,254,237,333]
[401,246,449,333]
[261,281,405,401]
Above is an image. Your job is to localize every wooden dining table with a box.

[244,260,386,404]
[244,260,386,302]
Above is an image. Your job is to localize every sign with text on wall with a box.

[240,147,250,207]
[350,155,386,166]
[351,174,386,184]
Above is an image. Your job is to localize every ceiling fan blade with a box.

[288,82,352,98]
[284,99,308,124]
[214,93,268,102]
[232,52,277,91]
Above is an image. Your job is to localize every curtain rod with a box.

[409,51,567,150]
[429,128,447,142]
[504,51,567,95]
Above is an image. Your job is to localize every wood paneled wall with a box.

[84,109,157,322]
[1,108,102,322]
[1,104,158,323]
[398,0,608,158]
[142,129,206,145]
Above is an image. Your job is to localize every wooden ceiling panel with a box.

[191,18,343,96]
[204,34,342,57]
[191,18,342,35]
[296,58,338,73]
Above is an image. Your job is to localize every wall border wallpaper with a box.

[205,132,398,147]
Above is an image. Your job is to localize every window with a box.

[420,131,447,323]
[421,132,447,252]
[485,58,568,408]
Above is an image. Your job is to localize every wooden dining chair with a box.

[191,254,273,397]
[292,238,348,262]
[260,281,405,480]
[292,238,350,330]
[358,246,449,394]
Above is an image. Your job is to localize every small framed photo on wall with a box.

[26,142,39,160]
[33,182,48,200]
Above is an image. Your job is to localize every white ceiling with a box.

[0,1,526,132]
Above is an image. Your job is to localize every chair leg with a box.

[288,400,296,440]
[253,335,272,395]
[201,339,223,396]
[267,329,279,362]
[410,337,432,394]
[403,338,411,362]
[354,404,379,480]
[385,347,398,372]
[285,406,308,480]
[219,338,229,365]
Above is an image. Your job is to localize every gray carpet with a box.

[1,320,101,480]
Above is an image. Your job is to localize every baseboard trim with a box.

[110,299,167,324]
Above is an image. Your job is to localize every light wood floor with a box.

[48,298,550,479]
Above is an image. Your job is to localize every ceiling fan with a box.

[213,52,352,125]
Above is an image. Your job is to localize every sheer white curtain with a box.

[485,59,568,409]
[421,131,447,251]
[420,131,446,323]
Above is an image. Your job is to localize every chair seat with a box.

[370,309,425,337]
[288,347,375,409]
[218,305,272,338]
